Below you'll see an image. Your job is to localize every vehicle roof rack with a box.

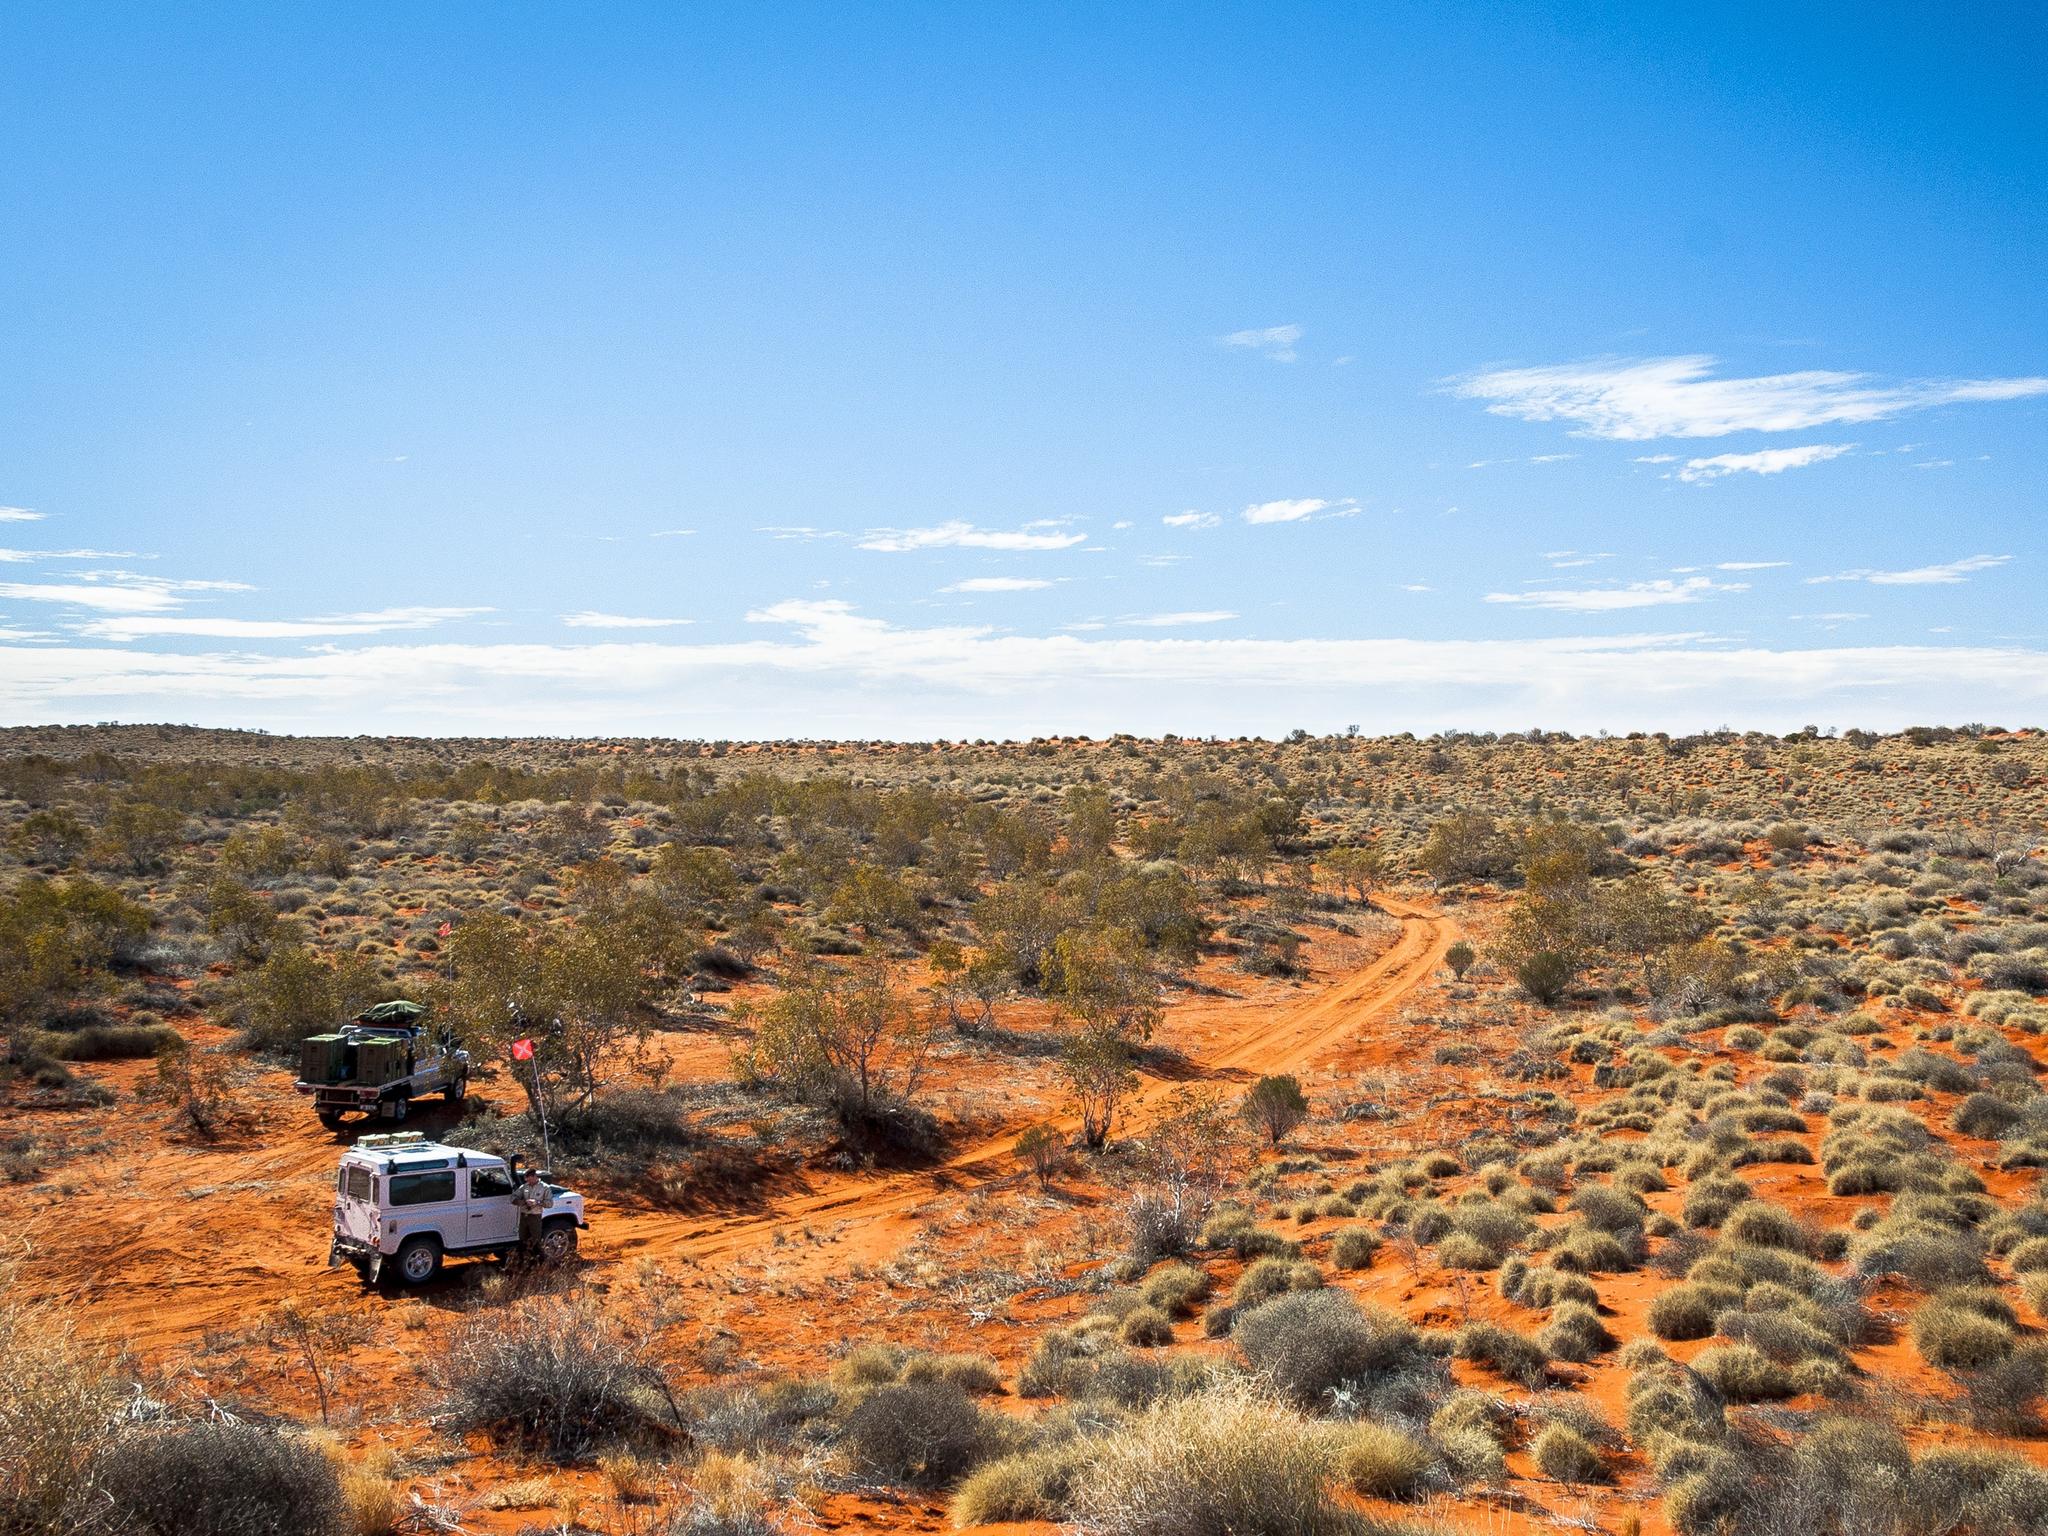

[356,1131,430,1150]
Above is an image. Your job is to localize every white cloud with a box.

[1162,511,1220,530]
[10,608,2048,738]
[1220,324,1303,362]
[0,507,45,522]
[943,577,1052,593]
[1633,454,1679,464]
[1677,443,1854,483]
[1452,355,2048,440]
[1716,561,1790,571]
[1485,576,1747,613]
[0,574,252,614]
[560,611,694,629]
[857,520,1086,553]
[78,606,491,640]
[1119,611,1237,628]
[1242,497,1356,526]
[0,548,143,563]
[649,528,696,539]
[1806,554,2011,587]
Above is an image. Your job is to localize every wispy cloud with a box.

[1451,355,2048,440]
[0,507,47,522]
[1162,511,1220,530]
[1806,553,2011,587]
[79,606,491,641]
[1485,576,1747,612]
[0,547,144,564]
[1716,560,1790,571]
[560,611,694,629]
[649,528,696,539]
[943,577,1052,593]
[1243,496,1358,526]
[1119,610,1237,628]
[857,520,1086,553]
[1677,442,1854,483]
[1219,324,1302,362]
[0,574,251,614]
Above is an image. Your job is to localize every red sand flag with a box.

[510,1038,535,1061]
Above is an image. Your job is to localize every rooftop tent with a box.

[357,999,427,1027]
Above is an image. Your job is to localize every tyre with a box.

[392,1236,442,1286]
[317,1108,344,1130]
[539,1220,579,1266]
[387,1092,409,1124]
[443,1076,467,1104]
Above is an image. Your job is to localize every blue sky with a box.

[2,3,2044,736]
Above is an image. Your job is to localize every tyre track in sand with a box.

[599,895,1454,1268]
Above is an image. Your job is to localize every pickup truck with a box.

[295,1002,469,1129]
[328,1132,587,1285]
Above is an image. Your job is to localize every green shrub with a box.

[1539,1302,1615,1362]
[1229,1257,1321,1312]
[1121,1305,1174,1348]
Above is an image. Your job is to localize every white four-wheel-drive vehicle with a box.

[328,1133,587,1286]
[295,1000,470,1129]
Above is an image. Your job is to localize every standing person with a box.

[512,1165,553,1263]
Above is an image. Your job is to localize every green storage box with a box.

[299,1034,347,1084]
[355,1037,410,1086]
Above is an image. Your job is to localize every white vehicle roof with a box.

[340,1133,506,1171]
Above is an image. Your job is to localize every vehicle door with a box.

[465,1163,521,1246]
[335,1162,378,1245]
[383,1165,461,1249]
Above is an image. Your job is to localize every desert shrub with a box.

[36,1022,182,1060]
[1451,1321,1550,1388]
[1120,1305,1174,1347]
[1330,1227,1379,1270]
[1684,1174,1753,1228]
[1852,1217,1990,1289]
[1531,1422,1605,1484]
[1721,1202,1809,1253]
[899,1352,1005,1396]
[950,1444,1087,1525]
[98,1423,349,1536]
[1428,1389,1510,1485]
[438,1298,675,1462]
[1233,1289,1435,1411]
[1435,1232,1502,1270]
[1140,1262,1210,1316]
[1689,1343,1798,1402]
[1200,1205,1297,1259]
[0,1290,121,1536]
[1913,1447,2048,1534]
[1331,1421,1436,1499]
[1538,1301,1615,1361]
[1068,1383,1359,1536]
[840,1379,1011,1489]
[1955,1092,2028,1140]
[1229,1257,1322,1312]
[1500,1258,1600,1311]
[1913,1295,2016,1370]
[1552,1222,1635,1273]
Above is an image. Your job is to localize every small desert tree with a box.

[1444,940,1476,979]
[1061,1025,1136,1150]
[1241,1074,1309,1147]
[738,954,930,1120]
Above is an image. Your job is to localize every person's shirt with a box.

[512,1179,553,1213]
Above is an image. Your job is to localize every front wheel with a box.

[386,1093,409,1124]
[392,1236,442,1286]
[539,1221,579,1266]
[443,1076,467,1104]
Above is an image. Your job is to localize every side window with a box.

[344,1166,373,1202]
[469,1166,514,1199]
[386,1170,457,1207]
